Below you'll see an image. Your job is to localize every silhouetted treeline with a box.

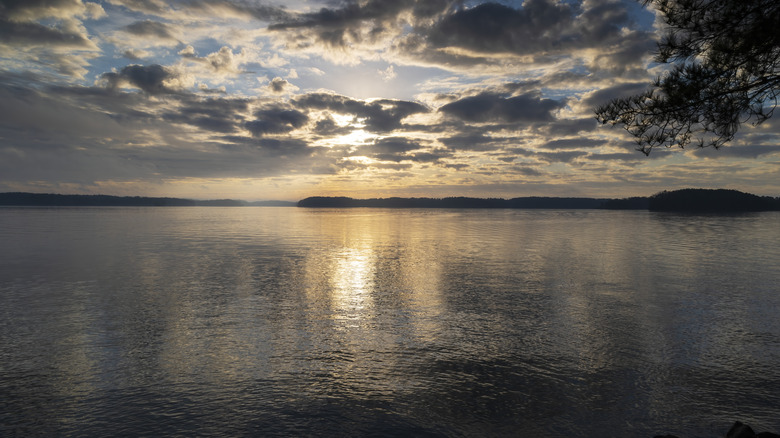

[647,189,780,212]
[299,190,780,211]
[298,196,608,209]
[0,192,244,207]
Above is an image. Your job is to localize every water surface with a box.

[1,207,779,436]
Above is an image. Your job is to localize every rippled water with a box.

[1,207,779,436]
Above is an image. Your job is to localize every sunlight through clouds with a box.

[0,0,778,200]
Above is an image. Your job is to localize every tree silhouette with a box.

[595,0,780,155]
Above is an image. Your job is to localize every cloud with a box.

[106,0,167,14]
[439,91,564,123]
[0,0,101,50]
[0,19,93,48]
[162,96,250,133]
[268,0,414,46]
[266,0,451,63]
[1,0,778,199]
[122,49,151,60]
[534,150,588,163]
[101,64,181,94]
[536,117,598,137]
[382,0,654,72]
[244,106,309,136]
[378,65,396,81]
[692,144,780,159]
[0,76,333,188]
[440,133,506,151]
[293,93,429,132]
[1,0,104,21]
[424,1,574,56]
[123,20,178,40]
[179,45,251,77]
[267,77,298,94]
[311,116,353,136]
[0,0,103,78]
[364,136,423,154]
[579,81,649,109]
[539,138,606,150]
[181,0,291,22]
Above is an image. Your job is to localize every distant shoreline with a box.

[2,189,779,212]
[0,192,295,207]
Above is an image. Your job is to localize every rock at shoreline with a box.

[727,421,780,438]
[653,421,780,438]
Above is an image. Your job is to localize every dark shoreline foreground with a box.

[2,188,779,212]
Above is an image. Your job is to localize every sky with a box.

[1,0,779,201]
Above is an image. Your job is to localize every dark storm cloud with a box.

[510,165,544,177]
[0,19,92,47]
[506,147,588,164]
[312,116,352,136]
[293,93,428,132]
[372,148,452,163]
[269,0,451,46]
[405,149,452,162]
[254,138,310,153]
[439,91,564,124]
[536,150,588,163]
[0,0,102,48]
[590,37,656,74]
[586,152,646,162]
[581,82,649,108]
[363,137,422,154]
[691,144,780,159]
[349,137,453,163]
[162,96,249,133]
[102,64,178,94]
[123,20,176,40]
[395,0,654,67]
[440,133,504,151]
[540,138,605,150]
[353,137,422,161]
[244,106,308,136]
[217,135,321,163]
[183,0,291,22]
[538,118,598,137]
[122,50,144,60]
[1,0,80,17]
[107,0,167,14]
[0,73,336,186]
[109,0,291,21]
[425,1,573,55]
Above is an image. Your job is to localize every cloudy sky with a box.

[1,0,778,201]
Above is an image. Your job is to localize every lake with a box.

[1,207,779,436]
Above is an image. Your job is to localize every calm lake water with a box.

[1,207,779,437]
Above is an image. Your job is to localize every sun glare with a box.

[331,246,376,323]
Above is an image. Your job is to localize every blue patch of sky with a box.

[625,0,657,29]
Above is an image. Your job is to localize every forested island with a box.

[299,189,780,212]
[2,189,779,212]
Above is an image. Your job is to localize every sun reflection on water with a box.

[330,246,376,323]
